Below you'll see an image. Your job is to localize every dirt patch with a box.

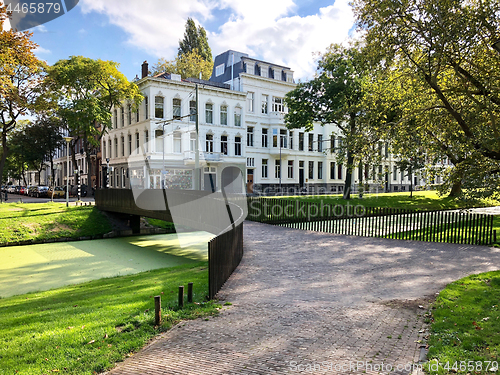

[380,295,436,312]
[21,222,41,232]
[48,223,73,233]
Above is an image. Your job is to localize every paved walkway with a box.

[104,221,500,375]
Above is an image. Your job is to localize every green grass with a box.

[271,191,498,211]
[425,271,500,374]
[145,217,176,231]
[0,263,221,375]
[0,203,113,244]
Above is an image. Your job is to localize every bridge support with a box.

[130,215,141,234]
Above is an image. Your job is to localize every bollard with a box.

[154,295,161,325]
[178,286,184,308]
[494,230,497,243]
[187,282,193,303]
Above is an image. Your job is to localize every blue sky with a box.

[4,0,356,81]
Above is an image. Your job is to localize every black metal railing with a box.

[208,223,243,299]
[247,197,495,246]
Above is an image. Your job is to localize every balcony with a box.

[183,151,223,162]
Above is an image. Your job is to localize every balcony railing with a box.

[183,151,223,162]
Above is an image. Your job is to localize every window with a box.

[221,135,228,155]
[205,103,213,124]
[288,160,294,179]
[145,96,149,119]
[121,107,124,127]
[262,159,268,178]
[174,132,181,153]
[128,104,132,125]
[190,100,196,122]
[144,130,149,152]
[128,134,132,155]
[247,127,254,147]
[280,129,287,148]
[155,96,164,118]
[246,158,255,167]
[262,94,268,114]
[173,98,181,120]
[114,138,118,158]
[393,166,397,181]
[235,137,241,156]
[206,134,213,153]
[318,135,323,152]
[103,139,106,159]
[299,132,304,151]
[114,110,117,129]
[330,135,335,154]
[262,128,268,148]
[122,168,126,188]
[385,142,389,158]
[135,133,140,154]
[190,133,196,151]
[109,139,112,158]
[308,133,314,151]
[338,164,343,180]
[273,129,278,147]
[272,97,285,112]
[289,131,293,150]
[318,161,323,179]
[308,161,314,179]
[215,63,224,77]
[234,107,241,126]
[220,105,228,125]
[330,162,335,179]
[155,129,163,153]
[247,92,254,112]
[119,136,124,156]
[275,160,281,179]
[136,107,140,122]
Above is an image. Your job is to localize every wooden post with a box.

[188,282,193,303]
[154,295,161,325]
[178,286,184,308]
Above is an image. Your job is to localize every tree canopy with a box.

[151,49,213,80]
[352,0,500,198]
[0,4,47,187]
[178,18,212,62]
[285,43,388,199]
[45,56,143,183]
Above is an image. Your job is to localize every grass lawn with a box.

[0,232,213,298]
[271,191,499,211]
[0,264,222,375]
[0,203,113,244]
[425,271,500,374]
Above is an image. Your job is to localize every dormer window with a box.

[215,63,225,77]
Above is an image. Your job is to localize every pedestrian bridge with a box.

[95,189,247,235]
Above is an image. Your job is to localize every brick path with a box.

[104,221,500,375]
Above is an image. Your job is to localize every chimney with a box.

[141,61,148,78]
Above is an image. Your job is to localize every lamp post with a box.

[64,137,72,207]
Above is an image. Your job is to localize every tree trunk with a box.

[0,133,9,188]
[343,151,355,200]
[449,179,462,197]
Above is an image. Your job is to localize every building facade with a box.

[102,64,247,193]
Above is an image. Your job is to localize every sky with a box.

[3,0,357,82]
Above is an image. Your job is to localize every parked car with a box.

[33,186,49,198]
[24,186,32,195]
[48,186,65,198]
[27,186,38,197]
[7,185,17,194]
[70,184,88,197]
[18,186,27,195]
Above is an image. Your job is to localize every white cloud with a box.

[78,0,355,80]
[33,24,48,33]
[35,46,51,54]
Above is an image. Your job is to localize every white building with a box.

[102,63,247,193]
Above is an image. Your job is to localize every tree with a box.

[151,49,213,80]
[45,56,143,185]
[0,5,47,188]
[352,0,500,198]
[178,18,212,62]
[9,118,63,185]
[285,43,386,199]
